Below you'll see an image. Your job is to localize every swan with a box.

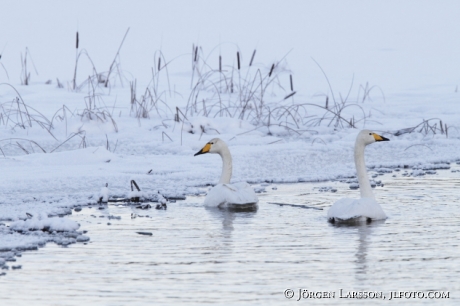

[194,138,258,209]
[327,130,389,223]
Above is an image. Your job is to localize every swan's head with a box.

[358,130,390,145]
[194,138,227,156]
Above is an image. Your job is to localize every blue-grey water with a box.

[1,165,459,305]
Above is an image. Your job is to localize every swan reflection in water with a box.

[206,206,257,232]
[330,220,386,281]
[205,206,257,253]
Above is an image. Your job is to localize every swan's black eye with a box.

[369,133,372,135]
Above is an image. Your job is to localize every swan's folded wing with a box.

[222,184,237,192]
[203,183,258,207]
[327,197,386,220]
[230,182,259,205]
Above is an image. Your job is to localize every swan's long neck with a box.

[218,146,232,184]
[354,141,375,199]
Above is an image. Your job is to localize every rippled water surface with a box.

[1,166,460,305]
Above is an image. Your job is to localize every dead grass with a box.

[77,77,118,132]
[0,83,55,138]
[72,29,130,92]
[20,48,38,85]
[394,118,450,138]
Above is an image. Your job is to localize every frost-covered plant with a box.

[302,60,384,130]
[180,47,384,136]
[71,31,99,91]
[394,118,450,138]
[20,47,38,86]
[184,45,296,129]
[72,29,129,92]
[0,83,53,134]
[129,50,175,120]
[77,78,118,132]
[0,52,9,80]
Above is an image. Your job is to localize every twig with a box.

[267,202,323,210]
[104,28,130,87]
[404,144,433,152]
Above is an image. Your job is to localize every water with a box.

[1,166,459,305]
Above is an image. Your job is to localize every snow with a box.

[98,185,109,203]
[10,214,79,232]
[0,223,86,252]
[1,1,460,257]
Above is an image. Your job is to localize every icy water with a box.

[1,166,460,305]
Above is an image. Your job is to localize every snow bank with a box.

[0,215,88,267]
[10,214,79,232]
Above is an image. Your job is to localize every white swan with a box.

[327,130,389,223]
[194,138,258,209]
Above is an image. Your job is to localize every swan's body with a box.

[327,197,386,222]
[327,130,389,223]
[194,138,258,209]
[203,182,258,208]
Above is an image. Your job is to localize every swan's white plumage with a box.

[203,182,258,208]
[195,138,258,208]
[328,130,389,222]
[327,197,387,221]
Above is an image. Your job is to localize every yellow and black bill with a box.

[194,143,211,156]
[373,133,390,142]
